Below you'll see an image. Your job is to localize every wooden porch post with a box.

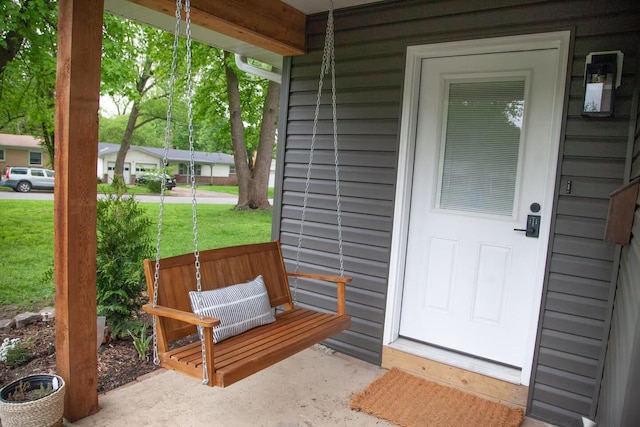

[54,0,104,421]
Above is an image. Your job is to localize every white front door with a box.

[399,48,561,368]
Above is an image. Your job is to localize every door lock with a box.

[514,215,541,238]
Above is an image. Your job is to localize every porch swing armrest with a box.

[142,304,221,328]
[286,271,352,284]
[286,272,352,316]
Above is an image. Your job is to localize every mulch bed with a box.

[0,320,159,393]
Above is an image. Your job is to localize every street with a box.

[0,188,240,204]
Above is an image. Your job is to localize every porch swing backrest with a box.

[145,241,292,342]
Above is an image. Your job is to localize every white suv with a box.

[1,166,55,192]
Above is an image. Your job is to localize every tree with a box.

[224,52,279,210]
[193,49,279,210]
[101,14,182,181]
[0,0,57,161]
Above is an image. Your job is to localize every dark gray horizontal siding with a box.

[552,235,616,261]
[284,150,397,169]
[556,197,610,219]
[540,329,602,360]
[535,10,637,420]
[596,73,640,425]
[289,88,403,107]
[544,296,608,324]
[537,347,599,378]
[597,201,640,426]
[279,22,401,363]
[563,138,628,159]
[558,177,623,199]
[284,165,397,188]
[530,400,584,425]
[554,215,606,240]
[536,365,595,402]
[550,254,613,282]
[547,273,610,301]
[286,134,398,151]
[532,383,592,415]
[305,1,637,47]
[275,1,640,423]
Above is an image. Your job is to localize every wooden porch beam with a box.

[54,0,104,421]
[129,0,306,56]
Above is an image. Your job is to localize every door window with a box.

[438,79,525,216]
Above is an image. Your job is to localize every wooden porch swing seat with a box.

[142,241,351,387]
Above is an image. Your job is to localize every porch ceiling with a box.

[103,0,383,68]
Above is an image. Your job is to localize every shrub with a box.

[0,338,21,362]
[96,183,153,337]
[4,343,31,368]
[145,179,162,193]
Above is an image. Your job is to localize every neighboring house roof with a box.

[0,133,44,149]
[97,142,234,165]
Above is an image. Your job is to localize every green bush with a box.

[5,344,31,368]
[96,182,153,337]
[145,179,162,193]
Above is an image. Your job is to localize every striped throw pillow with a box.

[189,275,275,343]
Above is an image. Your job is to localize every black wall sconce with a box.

[583,51,623,118]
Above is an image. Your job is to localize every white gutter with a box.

[234,54,282,83]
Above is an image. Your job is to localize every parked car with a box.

[0,166,55,192]
[135,172,176,190]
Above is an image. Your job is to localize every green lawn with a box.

[190,185,275,199]
[97,183,153,195]
[0,200,272,310]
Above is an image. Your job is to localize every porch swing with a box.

[141,0,351,387]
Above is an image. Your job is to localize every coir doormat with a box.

[350,368,524,427]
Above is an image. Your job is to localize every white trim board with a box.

[389,338,522,384]
[383,31,571,386]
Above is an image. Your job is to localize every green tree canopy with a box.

[0,0,58,159]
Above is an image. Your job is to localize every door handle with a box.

[514,215,541,238]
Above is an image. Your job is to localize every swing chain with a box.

[184,0,209,386]
[152,0,183,367]
[294,1,344,305]
[151,0,208,385]
[330,13,345,279]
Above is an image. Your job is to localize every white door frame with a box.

[383,31,570,385]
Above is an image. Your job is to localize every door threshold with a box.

[389,338,522,384]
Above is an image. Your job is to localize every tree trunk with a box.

[41,122,54,168]
[224,52,250,207]
[224,51,280,210]
[250,80,279,208]
[114,101,140,183]
[113,57,152,184]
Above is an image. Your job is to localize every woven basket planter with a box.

[0,374,65,427]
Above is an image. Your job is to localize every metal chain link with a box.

[329,12,345,279]
[294,1,344,303]
[152,0,183,367]
[184,0,209,386]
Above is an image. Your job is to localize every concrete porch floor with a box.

[69,346,555,427]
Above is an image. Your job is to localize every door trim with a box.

[384,31,571,386]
